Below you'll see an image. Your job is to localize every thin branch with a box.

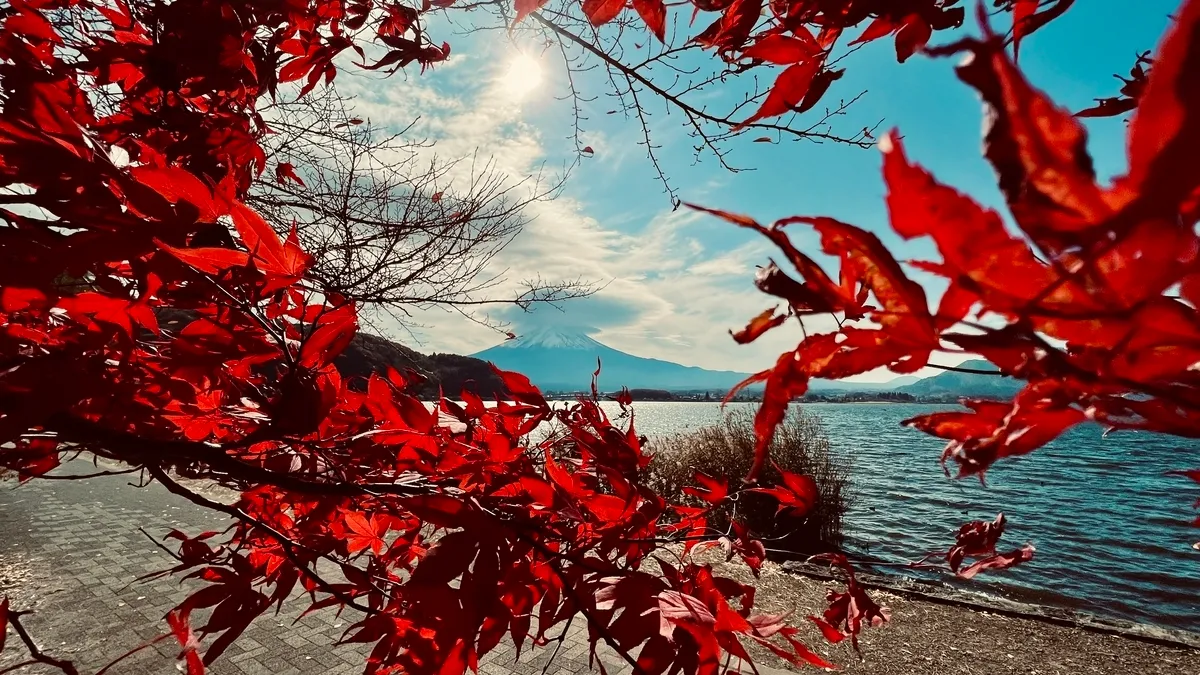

[2,611,79,675]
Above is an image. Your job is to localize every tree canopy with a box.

[1,0,1198,674]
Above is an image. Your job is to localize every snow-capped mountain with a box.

[471,327,987,395]
[471,328,751,392]
[487,326,608,351]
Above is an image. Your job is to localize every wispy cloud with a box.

[327,41,918,380]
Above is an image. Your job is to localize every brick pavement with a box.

[0,464,643,675]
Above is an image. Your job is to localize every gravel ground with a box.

[702,551,1200,675]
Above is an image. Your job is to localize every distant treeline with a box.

[538,389,981,404]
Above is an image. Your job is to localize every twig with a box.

[2,610,79,675]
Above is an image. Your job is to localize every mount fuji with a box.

[470,326,751,392]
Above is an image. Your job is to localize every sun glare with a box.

[500,53,543,98]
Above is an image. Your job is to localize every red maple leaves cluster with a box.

[2,0,1198,673]
[516,0,1071,128]
[913,514,1036,580]
[0,2,889,672]
[703,0,1200,568]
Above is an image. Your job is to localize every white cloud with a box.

[325,42,949,382]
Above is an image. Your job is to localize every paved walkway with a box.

[0,463,621,675]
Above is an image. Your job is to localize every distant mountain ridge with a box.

[472,326,750,392]
[471,329,1020,398]
[897,359,1023,398]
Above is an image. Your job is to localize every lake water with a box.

[599,401,1200,633]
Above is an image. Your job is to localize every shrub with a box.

[642,408,851,556]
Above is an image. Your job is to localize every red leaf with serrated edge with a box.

[909,386,1086,477]
[880,131,1066,312]
[848,15,898,46]
[808,616,845,644]
[166,610,205,675]
[298,304,357,369]
[794,215,932,334]
[894,14,931,62]
[512,0,549,25]
[742,34,818,65]
[682,472,729,504]
[1124,0,1200,223]
[749,466,817,516]
[807,554,888,651]
[731,307,787,344]
[155,240,251,275]
[693,0,760,53]
[1012,0,1038,58]
[737,58,820,127]
[954,38,1112,255]
[632,0,666,42]
[943,513,1008,573]
[130,166,221,222]
[344,511,387,555]
[582,0,625,26]
[274,162,305,187]
[230,202,311,279]
[958,544,1035,579]
[490,365,548,409]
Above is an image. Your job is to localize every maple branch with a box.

[34,467,143,480]
[926,363,1005,376]
[1,609,79,675]
[530,12,872,148]
[43,416,436,498]
[551,565,648,675]
[541,615,575,675]
[143,465,380,616]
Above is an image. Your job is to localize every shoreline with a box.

[779,560,1200,651]
[697,551,1200,674]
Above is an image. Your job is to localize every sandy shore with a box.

[700,552,1200,675]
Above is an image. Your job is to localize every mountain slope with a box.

[472,327,752,392]
[898,359,1023,398]
[333,334,506,398]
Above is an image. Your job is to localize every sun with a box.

[500,53,543,98]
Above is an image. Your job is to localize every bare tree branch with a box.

[248,86,596,331]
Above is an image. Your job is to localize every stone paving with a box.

[0,464,640,675]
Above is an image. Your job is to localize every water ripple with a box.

[609,400,1200,632]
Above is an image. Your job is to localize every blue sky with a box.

[335,1,1179,380]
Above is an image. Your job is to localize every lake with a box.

[597,401,1200,633]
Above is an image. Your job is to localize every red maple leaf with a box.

[344,511,389,555]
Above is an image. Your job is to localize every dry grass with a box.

[642,408,851,556]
